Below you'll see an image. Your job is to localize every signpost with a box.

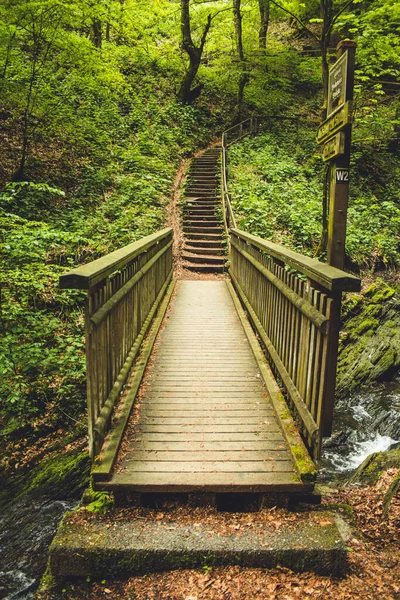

[322,132,345,162]
[317,40,356,270]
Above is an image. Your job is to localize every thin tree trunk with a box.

[236,70,249,122]
[258,0,270,50]
[233,0,244,61]
[14,58,37,181]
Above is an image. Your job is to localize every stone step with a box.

[48,509,347,580]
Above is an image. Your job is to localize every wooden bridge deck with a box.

[100,280,311,493]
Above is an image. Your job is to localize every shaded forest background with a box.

[0,0,399,452]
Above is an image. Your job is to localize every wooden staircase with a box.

[182,148,226,273]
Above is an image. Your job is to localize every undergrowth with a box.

[228,124,400,270]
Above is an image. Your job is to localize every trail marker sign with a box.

[327,52,348,117]
[318,105,351,146]
[335,169,349,183]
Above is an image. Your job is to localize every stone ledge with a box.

[49,511,349,579]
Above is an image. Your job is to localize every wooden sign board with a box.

[327,52,348,117]
[317,101,352,145]
[322,132,345,162]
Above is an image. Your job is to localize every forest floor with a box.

[39,468,400,600]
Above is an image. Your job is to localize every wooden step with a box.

[183,215,220,223]
[185,187,220,199]
[185,239,223,249]
[184,226,223,234]
[184,208,217,216]
[185,232,223,241]
[182,253,226,265]
[185,199,219,205]
[184,246,224,256]
[183,262,226,273]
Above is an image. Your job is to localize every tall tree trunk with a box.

[258,0,270,51]
[92,19,102,48]
[13,58,37,181]
[178,0,211,103]
[233,0,244,61]
[320,0,333,115]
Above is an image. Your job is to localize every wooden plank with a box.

[121,460,295,473]
[138,417,273,425]
[102,471,304,491]
[132,432,284,442]
[125,441,286,451]
[136,425,282,434]
[140,406,273,413]
[124,450,290,461]
[141,410,272,418]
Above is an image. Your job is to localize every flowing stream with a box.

[0,379,399,598]
[320,377,400,481]
[0,497,77,599]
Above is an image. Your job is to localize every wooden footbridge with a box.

[60,120,360,499]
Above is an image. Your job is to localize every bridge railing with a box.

[229,229,360,459]
[221,118,258,236]
[59,228,173,457]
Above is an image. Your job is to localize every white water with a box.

[324,432,398,473]
[321,377,400,479]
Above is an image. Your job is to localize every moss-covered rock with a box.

[336,279,400,397]
[0,444,90,509]
[348,446,400,486]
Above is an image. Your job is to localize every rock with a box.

[336,279,400,398]
[347,446,400,486]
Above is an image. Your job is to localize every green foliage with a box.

[229,125,400,268]
[229,126,323,253]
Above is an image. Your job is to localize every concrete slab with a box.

[49,510,349,580]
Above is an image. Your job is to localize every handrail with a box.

[221,118,258,237]
[59,228,174,457]
[229,229,361,460]
[230,229,360,293]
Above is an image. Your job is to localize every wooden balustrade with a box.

[229,229,360,459]
[59,228,174,457]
